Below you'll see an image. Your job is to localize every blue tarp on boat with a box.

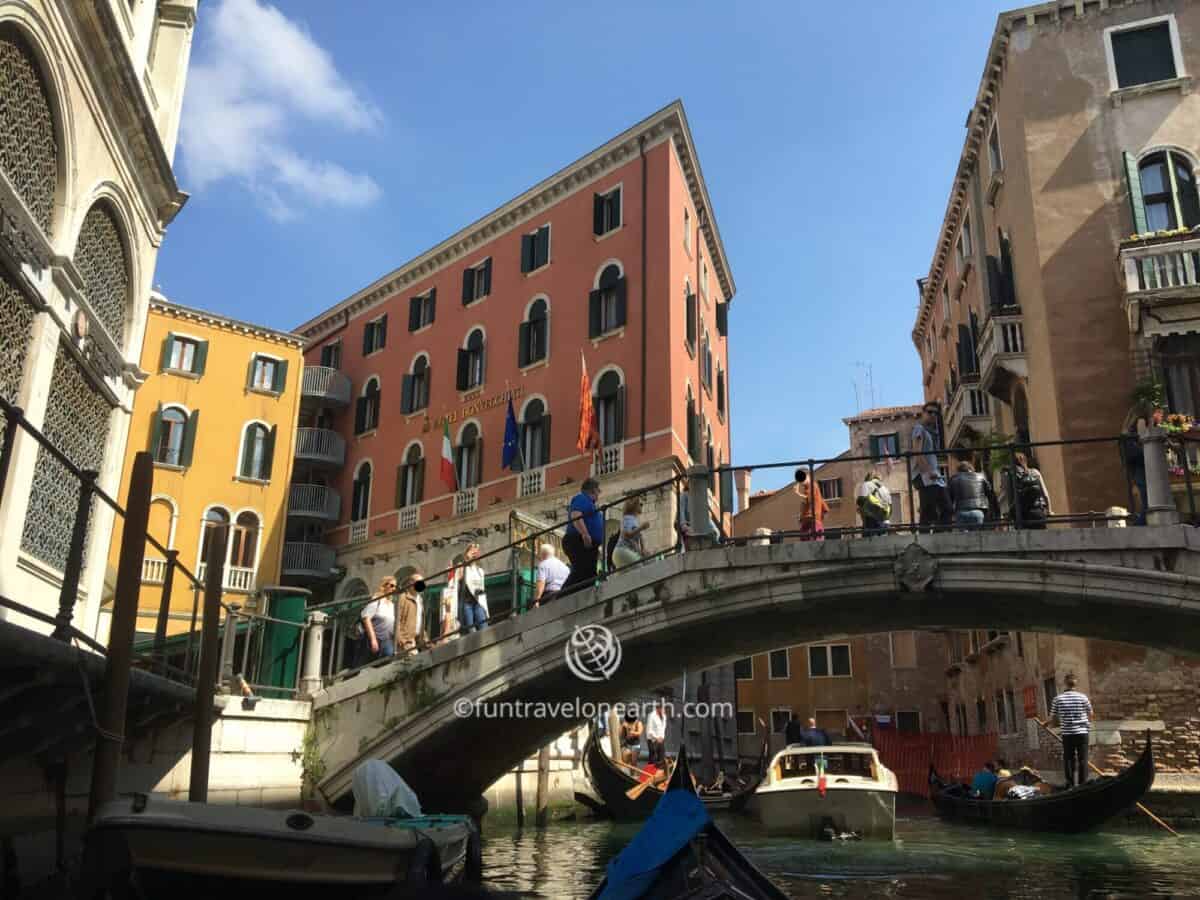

[598,787,710,900]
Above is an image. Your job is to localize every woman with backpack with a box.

[1004,451,1052,529]
[855,470,892,536]
[458,543,488,634]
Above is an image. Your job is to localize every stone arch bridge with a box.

[308,526,1200,813]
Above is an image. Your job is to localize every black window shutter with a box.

[481,260,491,296]
[588,290,602,338]
[370,387,380,430]
[401,374,414,414]
[999,236,1017,307]
[409,297,421,331]
[428,288,437,324]
[957,324,974,374]
[149,403,163,454]
[518,321,532,367]
[520,234,534,273]
[420,366,430,409]
[181,410,200,467]
[354,397,366,435]
[717,373,725,414]
[462,268,473,304]
[395,464,407,508]
[472,437,483,487]
[593,194,605,235]
[273,359,288,393]
[478,343,487,386]
[716,301,728,337]
[378,315,387,348]
[263,425,277,479]
[541,413,551,466]
[615,278,627,328]
[686,293,697,348]
[535,226,550,268]
[615,386,626,443]
[413,457,425,503]
[362,323,372,355]
[456,349,470,391]
[687,403,698,459]
[612,188,621,228]
[160,333,175,371]
[240,426,254,478]
[869,435,880,459]
[985,255,1003,312]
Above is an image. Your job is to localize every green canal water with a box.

[481,810,1200,898]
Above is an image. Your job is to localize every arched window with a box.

[351,462,372,521]
[717,366,726,420]
[75,201,131,349]
[341,577,368,602]
[148,497,176,551]
[589,264,626,338]
[1139,151,1200,232]
[521,398,551,468]
[229,511,260,570]
[595,370,624,446]
[685,280,697,351]
[199,507,230,565]
[456,423,481,489]
[355,377,380,435]
[457,329,486,390]
[0,26,59,235]
[154,406,189,466]
[239,422,276,480]
[519,299,549,367]
[396,443,424,508]
[701,328,713,392]
[706,426,715,473]
[686,385,699,461]
[402,355,430,414]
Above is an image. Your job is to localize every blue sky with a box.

[157,0,1014,492]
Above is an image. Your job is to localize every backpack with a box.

[1014,467,1047,517]
[1120,431,1144,470]
[857,480,891,519]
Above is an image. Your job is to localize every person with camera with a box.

[912,403,952,531]
[395,571,427,656]
[458,543,489,634]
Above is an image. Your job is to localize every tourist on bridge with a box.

[394,572,426,656]
[912,403,952,530]
[1002,451,1052,529]
[794,469,829,540]
[360,576,398,661]
[562,478,604,594]
[1050,674,1093,787]
[855,470,892,536]
[620,707,644,767]
[533,543,569,607]
[613,497,649,568]
[458,543,488,634]
[1121,410,1150,526]
[646,699,667,766]
[948,458,998,529]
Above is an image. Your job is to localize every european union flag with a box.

[502,397,522,471]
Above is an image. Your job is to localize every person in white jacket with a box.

[458,542,488,634]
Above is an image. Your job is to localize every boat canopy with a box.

[351,760,422,818]
[598,787,709,900]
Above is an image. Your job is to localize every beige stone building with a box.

[911,0,1200,778]
[0,1,197,641]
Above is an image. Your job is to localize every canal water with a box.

[481,809,1200,898]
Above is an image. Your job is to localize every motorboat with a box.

[83,761,481,898]
[741,743,898,839]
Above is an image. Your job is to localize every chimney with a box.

[734,469,751,513]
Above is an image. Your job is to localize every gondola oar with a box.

[626,756,675,800]
[1034,718,1177,836]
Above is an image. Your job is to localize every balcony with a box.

[592,443,624,477]
[978,310,1026,399]
[1119,233,1200,338]
[288,484,340,521]
[397,506,420,531]
[282,541,336,582]
[454,487,479,517]
[196,563,257,594]
[349,519,369,544]
[141,556,168,585]
[944,377,992,447]
[295,427,346,467]
[518,466,546,498]
[300,366,351,409]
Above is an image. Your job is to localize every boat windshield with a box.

[779,752,875,779]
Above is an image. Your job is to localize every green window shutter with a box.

[181,410,200,468]
[160,334,175,371]
[194,340,209,375]
[541,413,551,466]
[273,359,288,393]
[395,464,407,508]
[263,425,277,479]
[149,403,163,455]
[240,426,255,478]
[246,356,257,390]
[1124,151,1149,235]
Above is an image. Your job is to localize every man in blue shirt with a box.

[798,717,831,747]
[970,761,999,799]
[562,478,604,595]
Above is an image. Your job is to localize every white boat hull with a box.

[746,787,896,839]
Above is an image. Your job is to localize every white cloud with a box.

[180,0,383,221]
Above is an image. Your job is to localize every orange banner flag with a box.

[577,351,600,453]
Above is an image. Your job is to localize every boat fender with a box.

[465,825,483,883]
[401,836,441,890]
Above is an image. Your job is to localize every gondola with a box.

[588,742,787,900]
[928,734,1155,833]
[582,726,763,820]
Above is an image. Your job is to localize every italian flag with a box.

[816,754,827,797]
[440,420,457,492]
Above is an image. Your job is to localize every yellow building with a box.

[109,297,303,636]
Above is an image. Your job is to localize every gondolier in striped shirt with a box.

[1049,674,1093,788]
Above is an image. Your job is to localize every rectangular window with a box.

[162,333,207,376]
[817,477,842,501]
[768,648,789,679]
[462,260,492,305]
[363,315,387,355]
[520,225,551,273]
[169,338,197,372]
[890,631,917,669]
[976,698,988,732]
[1110,21,1178,89]
[957,213,972,265]
[988,122,1003,173]
[409,289,437,330]
[896,710,921,734]
[770,709,791,735]
[593,187,621,236]
[736,710,755,735]
[869,433,901,460]
[733,657,753,680]
[319,341,341,369]
[248,355,287,393]
[809,643,851,678]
